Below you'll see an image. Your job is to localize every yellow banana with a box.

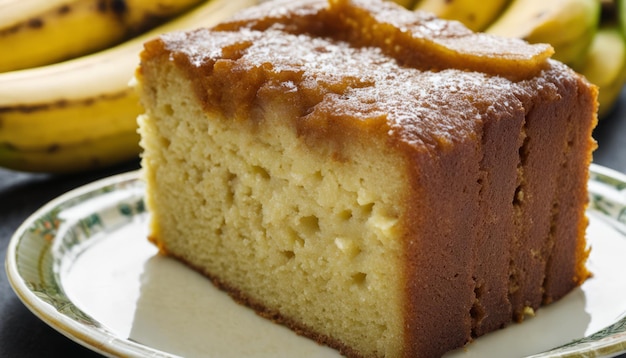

[413,0,510,32]
[579,24,626,118]
[0,131,141,173]
[0,0,259,173]
[485,0,600,66]
[0,0,206,72]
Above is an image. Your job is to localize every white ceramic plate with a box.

[6,164,626,358]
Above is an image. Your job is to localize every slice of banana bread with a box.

[136,0,597,356]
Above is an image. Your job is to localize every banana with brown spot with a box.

[0,0,259,173]
[0,0,206,72]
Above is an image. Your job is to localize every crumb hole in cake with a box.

[518,134,531,165]
[299,215,320,235]
[287,227,305,247]
[225,171,237,206]
[251,165,270,180]
[359,202,374,216]
[512,186,524,206]
[470,283,486,334]
[281,250,295,260]
[508,267,520,294]
[313,170,323,182]
[158,135,171,149]
[548,202,559,236]
[338,209,353,221]
[351,272,367,287]
[476,175,486,196]
[163,103,175,116]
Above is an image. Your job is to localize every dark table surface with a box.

[2,90,626,357]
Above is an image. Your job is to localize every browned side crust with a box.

[509,63,595,320]
[509,70,572,320]
[542,75,596,303]
[469,91,525,336]
[401,138,481,355]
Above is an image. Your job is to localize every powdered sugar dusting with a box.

[153,0,562,151]
[161,24,534,150]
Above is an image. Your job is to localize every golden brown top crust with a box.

[214,0,554,80]
[139,0,582,151]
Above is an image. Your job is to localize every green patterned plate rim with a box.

[4,164,626,358]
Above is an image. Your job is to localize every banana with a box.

[0,131,141,173]
[0,0,206,72]
[413,0,510,32]
[572,0,626,118]
[485,0,600,66]
[579,24,626,118]
[0,0,259,173]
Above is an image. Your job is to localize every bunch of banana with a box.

[0,0,259,173]
[410,0,626,117]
